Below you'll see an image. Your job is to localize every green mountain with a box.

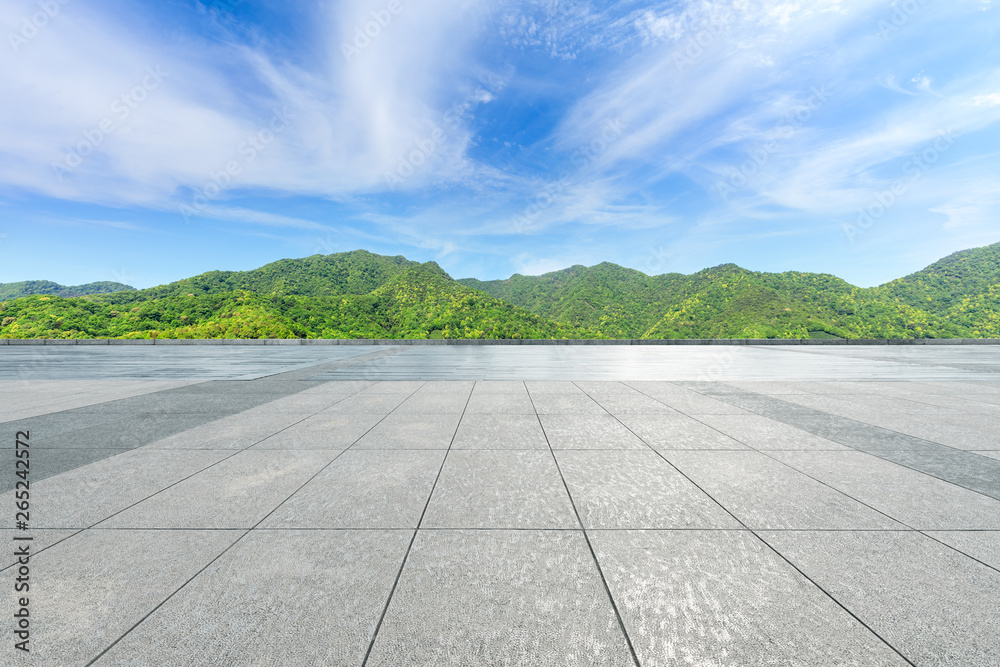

[0,280,134,300]
[460,242,1000,339]
[873,244,1000,338]
[115,249,419,300]
[460,263,683,338]
[1,243,999,340]
[878,243,1000,313]
[0,257,581,340]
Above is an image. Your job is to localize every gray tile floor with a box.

[2,345,999,665]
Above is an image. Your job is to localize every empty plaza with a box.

[2,343,1000,666]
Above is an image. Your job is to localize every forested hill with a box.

[0,280,134,300]
[879,243,1000,308]
[1,243,999,339]
[0,259,584,340]
[458,241,1000,339]
[459,263,687,338]
[106,250,420,301]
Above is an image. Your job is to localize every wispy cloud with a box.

[0,0,998,286]
[184,206,332,230]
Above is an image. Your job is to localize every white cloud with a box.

[911,72,933,93]
[881,74,917,96]
[185,206,333,230]
[970,93,1000,107]
[538,0,1000,237]
[1,0,997,272]
[512,253,579,276]
[932,203,988,229]
[0,0,503,209]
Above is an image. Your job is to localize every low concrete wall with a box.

[1,338,998,346]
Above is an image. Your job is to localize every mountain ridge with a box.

[0,280,135,300]
[1,242,999,339]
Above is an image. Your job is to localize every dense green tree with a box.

[2,243,999,340]
[0,280,134,300]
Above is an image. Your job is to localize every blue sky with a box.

[1,0,999,289]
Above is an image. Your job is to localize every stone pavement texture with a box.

[1,344,999,666]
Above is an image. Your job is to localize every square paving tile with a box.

[529,393,608,415]
[351,412,461,449]
[261,450,445,529]
[525,381,587,395]
[626,382,749,414]
[556,450,740,529]
[465,392,536,415]
[1,529,239,667]
[394,392,471,414]
[298,380,373,394]
[665,451,905,529]
[451,414,550,449]
[422,450,577,528]
[540,414,647,449]
[146,412,308,449]
[365,530,635,666]
[251,413,384,450]
[243,393,353,414]
[590,530,907,667]
[760,530,1000,666]
[2,447,135,491]
[697,414,850,450]
[26,413,210,450]
[590,394,680,415]
[850,415,998,451]
[93,530,412,667]
[360,381,427,394]
[924,530,1000,570]
[97,450,337,529]
[470,381,529,394]
[6,350,1000,666]
[617,414,749,450]
[0,528,79,567]
[941,413,1000,435]
[771,451,1000,529]
[0,448,230,529]
[321,393,411,414]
